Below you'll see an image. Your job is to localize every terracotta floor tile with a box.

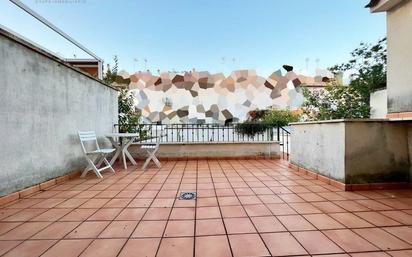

[31,221,79,239]
[99,221,138,238]
[334,200,371,212]
[59,208,96,221]
[250,216,286,233]
[277,215,316,231]
[41,239,92,257]
[229,233,270,257]
[31,198,65,208]
[380,211,412,225]
[65,221,110,238]
[169,207,195,220]
[383,226,412,244]
[196,219,226,236]
[3,209,46,221]
[323,229,379,252]
[355,211,401,226]
[3,240,56,257]
[289,202,322,214]
[142,207,171,220]
[79,238,126,257]
[278,193,305,203]
[0,241,21,256]
[356,199,394,211]
[354,227,411,251]
[243,204,272,216]
[196,207,221,219]
[220,206,247,218]
[118,238,160,257]
[2,160,412,257]
[238,195,262,205]
[174,198,196,208]
[293,231,343,254]
[31,209,72,221]
[387,250,412,257]
[151,198,175,207]
[350,253,391,257]
[0,222,22,235]
[303,214,345,229]
[87,208,122,221]
[311,201,346,213]
[157,237,194,257]
[0,222,51,240]
[257,194,283,204]
[164,220,194,237]
[224,217,256,234]
[197,197,218,207]
[217,196,240,206]
[195,235,232,257]
[80,199,110,208]
[131,220,167,237]
[329,213,374,228]
[266,203,297,215]
[297,192,326,202]
[104,199,132,208]
[0,209,21,220]
[115,208,146,221]
[127,198,153,208]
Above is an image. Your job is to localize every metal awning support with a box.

[9,0,103,79]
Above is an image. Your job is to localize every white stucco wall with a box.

[0,29,118,196]
[387,0,412,113]
[370,89,387,118]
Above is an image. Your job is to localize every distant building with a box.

[65,59,101,78]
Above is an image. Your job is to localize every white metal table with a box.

[106,133,139,170]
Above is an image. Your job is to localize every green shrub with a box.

[262,109,300,127]
[235,122,270,136]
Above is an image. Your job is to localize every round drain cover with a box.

[179,192,196,200]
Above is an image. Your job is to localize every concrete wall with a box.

[370,89,387,118]
[0,29,118,196]
[290,120,410,184]
[129,141,280,159]
[387,0,412,113]
[290,122,346,181]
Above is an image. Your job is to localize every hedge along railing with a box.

[113,123,290,159]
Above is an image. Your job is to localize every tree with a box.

[118,88,142,133]
[302,82,370,121]
[103,55,119,85]
[329,38,387,98]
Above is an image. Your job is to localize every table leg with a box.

[123,137,137,166]
[108,138,121,166]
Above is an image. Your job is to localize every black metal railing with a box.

[113,123,290,157]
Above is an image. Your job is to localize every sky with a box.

[0,0,386,77]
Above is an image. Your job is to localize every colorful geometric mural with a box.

[115,66,330,124]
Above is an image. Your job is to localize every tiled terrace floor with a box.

[1,159,412,257]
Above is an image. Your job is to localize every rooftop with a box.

[1,159,411,257]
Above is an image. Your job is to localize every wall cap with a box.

[290,119,389,126]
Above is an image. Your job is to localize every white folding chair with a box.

[140,128,164,170]
[78,131,116,178]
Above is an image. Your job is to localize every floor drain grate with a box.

[179,192,196,200]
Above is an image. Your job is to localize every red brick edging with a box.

[288,163,411,191]
[0,170,81,206]
[386,111,412,119]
